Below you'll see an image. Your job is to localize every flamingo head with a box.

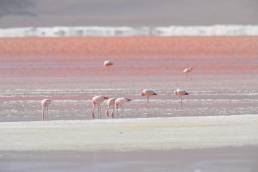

[43,99,51,105]
[126,98,132,102]
[103,96,109,100]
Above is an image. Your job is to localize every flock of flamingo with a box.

[41,60,192,120]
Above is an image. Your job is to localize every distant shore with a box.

[1,25,258,37]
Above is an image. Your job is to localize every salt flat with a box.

[0,114,257,151]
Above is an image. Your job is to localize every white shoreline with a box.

[0,115,257,152]
[0,25,258,37]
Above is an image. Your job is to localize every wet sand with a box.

[0,115,257,172]
[1,146,258,172]
[0,115,257,151]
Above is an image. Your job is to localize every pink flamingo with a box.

[104,60,113,67]
[115,97,132,117]
[141,89,157,102]
[91,95,109,119]
[41,99,51,120]
[174,89,189,107]
[105,97,117,118]
[183,67,193,78]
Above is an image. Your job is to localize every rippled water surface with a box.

[0,75,257,122]
[0,37,257,122]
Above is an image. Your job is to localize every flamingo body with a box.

[115,97,132,116]
[105,97,116,117]
[41,99,51,120]
[141,89,157,102]
[174,89,189,96]
[104,60,113,67]
[174,89,189,107]
[91,95,109,119]
[183,67,193,73]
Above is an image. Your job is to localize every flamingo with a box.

[105,97,117,118]
[141,89,157,102]
[104,60,113,67]
[41,99,51,120]
[183,67,193,78]
[174,88,189,107]
[115,97,132,117]
[91,95,109,119]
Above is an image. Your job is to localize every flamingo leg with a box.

[46,106,48,120]
[106,107,109,117]
[100,106,102,118]
[111,106,115,118]
[116,104,119,117]
[91,110,95,119]
[42,107,45,121]
[97,106,100,119]
[180,96,183,108]
[91,104,96,119]
[121,105,125,117]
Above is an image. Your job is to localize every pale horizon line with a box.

[0,25,258,37]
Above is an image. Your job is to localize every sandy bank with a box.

[0,115,257,151]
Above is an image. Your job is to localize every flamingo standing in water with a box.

[115,97,132,117]
[183,67,193,78]
[91,95,109,119]
[105,97,117,118]
[174,89,189,107]
[41,99,51,120]
[141,89,157,102]
[104,60,113,67]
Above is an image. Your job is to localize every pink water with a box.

[0,37,257,121]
